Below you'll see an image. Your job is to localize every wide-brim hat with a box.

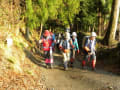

[72,32,77,37]
[91,32,97,37]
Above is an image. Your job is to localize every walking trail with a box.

[32,51,120,90]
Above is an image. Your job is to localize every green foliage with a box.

[73,0,113,32]
[25,0,37,29]
[101,0,112,14]
[25,0,81,29]
[47,0,62,19]
[36,0,48,24]
[24,0,113,33]
[25,0,62,29]
[58,0,80,26]
[75,0,97,30]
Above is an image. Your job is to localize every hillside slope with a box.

[0,29,46,89]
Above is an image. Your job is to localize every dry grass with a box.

[0,28,45,89]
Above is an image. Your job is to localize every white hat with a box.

[72,32,77,37]
[91,32,97,37]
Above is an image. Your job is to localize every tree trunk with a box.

[77,23,78,33]
[88,26,91,32]
[67,17,73,32]
[92,23,95,32]
[103,14,106,34]
[98,7,102,36]
[103,0,120,46]
[101,14,105,36]
[39,23,43,39]
[70,23,73,32]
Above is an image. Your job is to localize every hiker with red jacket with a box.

[39,30,54,69]
[82,32,97,71]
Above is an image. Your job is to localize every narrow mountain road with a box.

[34,52,120,90]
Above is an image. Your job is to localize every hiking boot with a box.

[64,67,68,71]
[92,68,96,71]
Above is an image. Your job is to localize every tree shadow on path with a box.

[24,49,46,68]
[24,48,120,77]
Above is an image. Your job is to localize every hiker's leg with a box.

[45,51,48,63]
[70,50,75,67]
[82,54,89,68]
[72,49,75,62]
[91,53,96,70]
[63,52,67,69]
[63,52,70,70]
[67,52,70,62]
[70,49,73,66]
[66,52,70,70]
[82,60,86,68]
[63,52,67,62]
[44,51,50,68]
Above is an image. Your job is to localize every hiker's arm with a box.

[84,39,90,52]
[59,40,63,50]
[76,40,79,50]
[84,46,90,52]
[39,39,43,44]
[94,40,97,51]
[70,40,74,48]
[76,41,79,53]
[53,39,56,44]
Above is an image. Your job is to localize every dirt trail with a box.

[35,52,120,90]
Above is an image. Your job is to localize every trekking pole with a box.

[50,47,53,63]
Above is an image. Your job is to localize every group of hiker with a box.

[39,29,97,71]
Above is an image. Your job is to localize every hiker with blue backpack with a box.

[82,32,97,71]
[50,31,56,51]
[70,32,79,67]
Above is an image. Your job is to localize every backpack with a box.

[82,36,96,49]
[82,36,90,49]
[60,39,71,49]
[42,36,53,51]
